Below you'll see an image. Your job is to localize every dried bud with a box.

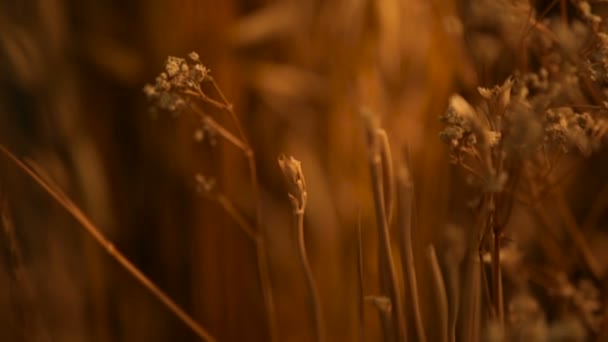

[278,155,307,211]
[195,174,216,195]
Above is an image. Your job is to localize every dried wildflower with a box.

[439,95,478,156]
[277,155,307,211]
[478,77,513,116]
[143,52,210,115]
[195,174,216,195]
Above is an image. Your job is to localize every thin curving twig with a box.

[427,245,449,342]
[361,108,407,341]
[278,155,324,342]
[397,161,426,342]
[0,145,216,342]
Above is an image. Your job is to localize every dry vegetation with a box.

[2,0,608,341]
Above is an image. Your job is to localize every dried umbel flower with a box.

[143,52,210,115]
[439,95,478,154]
[478,77,513,117]
[277,155,307,211]
[542,107,607,155]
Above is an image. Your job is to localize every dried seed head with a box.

[478,77,513,116]
[278,155,307,210]
[143,52,210,115]
[195,174,216,195]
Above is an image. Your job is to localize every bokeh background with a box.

[1,0,607,341]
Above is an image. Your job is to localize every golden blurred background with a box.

[2,0,607,341]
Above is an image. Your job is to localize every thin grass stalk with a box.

[296,207,324,342]
[491,227,504,326]
[361,109,407,341]
[188,102,278,341]
[0,145,216,342]
[357,214,366,342]
[427,245,449,342]
[397,162,426,342]
[445,255,460,342]
[213,191,277,341]
[461,254,481,342]
[278,155,324,342]
[378,131,395,225]
[461,199,487,342]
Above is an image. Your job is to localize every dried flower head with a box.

[195,173,217,196]
[143,52,210,115]
[277,155,307,211]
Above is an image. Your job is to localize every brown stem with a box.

[427,245,449,342]
[397,163,426,342]
[364,125,407,341]
[491,226,504,326]
[357,214,366,342]
[188,102,276,340]
[0,146,216,342]
[377,130,395,225]
[210,193,278,341]
[294,206,325,342]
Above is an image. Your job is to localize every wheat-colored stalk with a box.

[0,145,216,342]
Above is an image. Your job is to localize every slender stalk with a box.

[377,131,395,225]
[427,245,449,342]
[397,162,426,342]
[491,227,504,326]
[361,109,407,341]
[0,145,216,342]
[189,100,277,341]
[461,252,481,342]
[295,206,325,342]
[278,155,324,342]
[357,214,366,342]
[206,192,278,341]
[445,254,460,342]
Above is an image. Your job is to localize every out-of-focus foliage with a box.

[1,0,608,341]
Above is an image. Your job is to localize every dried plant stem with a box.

[445,259,460,342]
[357,214,366,342]
[486,196,504,327]
[491,227,504,326]
[377,131,395,225]
[397,163,426,342]
[461,252,481,342]
[0,191,50,342]
[0,145,216,342]
[215,193,256,240]
[210,192,277,341]
[278,155,324,342]
[295,206,325,342]
[427,245,449,342]
[189,103,277,341]
[362,115,407,341]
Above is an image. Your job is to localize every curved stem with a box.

[295,208,325,342]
